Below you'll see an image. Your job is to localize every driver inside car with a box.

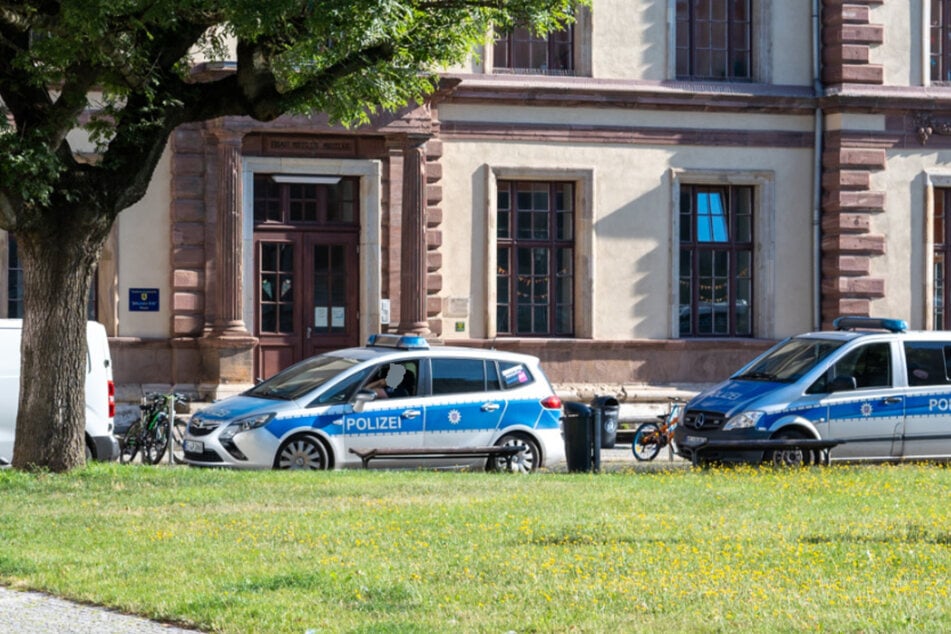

[365,363,415,398]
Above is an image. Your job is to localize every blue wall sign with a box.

[129,288,159,312]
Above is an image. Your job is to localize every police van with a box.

[183,334,566,471]
[673,317,951,465]
[0,319,118,465]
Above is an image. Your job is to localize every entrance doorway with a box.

[252,174,361,379]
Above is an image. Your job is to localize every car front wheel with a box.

[768,429,813,468]
[275,435,329,470]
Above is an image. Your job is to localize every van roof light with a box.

[833,316,908,333]
[366,334,430,350]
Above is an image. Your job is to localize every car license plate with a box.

[184,439,203,453]
[685,436,706,444]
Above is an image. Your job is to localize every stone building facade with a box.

[6,1,951,399]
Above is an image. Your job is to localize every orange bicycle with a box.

[632,399,682,461]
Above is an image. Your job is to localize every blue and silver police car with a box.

[673,317,951,465]
[182,334,565,471]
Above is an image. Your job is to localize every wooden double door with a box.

[254,230,360,380]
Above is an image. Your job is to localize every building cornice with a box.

[441,73,818,114]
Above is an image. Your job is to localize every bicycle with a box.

[120,392,189,465]
[632,398,683,461]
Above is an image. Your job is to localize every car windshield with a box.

[246,354,361,401]
[735,337,845,383]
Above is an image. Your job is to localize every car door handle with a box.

[883,397,902,404]
[401,409,422,419]
[481,403,501,412]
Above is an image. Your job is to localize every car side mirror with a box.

[353,390,376,413]
[829,375,857,392]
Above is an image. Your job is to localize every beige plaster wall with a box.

[870,1,921,86]
[115,147,172,338]
[768,0,813,85]
[437,108,816,342]
[870,151,951,328]
[591,0,668,80]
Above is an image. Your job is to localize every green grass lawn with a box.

[1,462,949,633]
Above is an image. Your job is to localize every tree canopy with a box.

[1,0,580,228]
[0,0,582,471]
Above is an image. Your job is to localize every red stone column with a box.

[396,136,430,335]
[200,124,256,395]
[209,128,251,337]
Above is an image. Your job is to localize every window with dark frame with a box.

[933,0,951,82]
[934,188,951,328]
[6,235,97,320]
[252,175,358,226]
[492,24,573,75]
[7,237,23,318]
[497,181,574,337]
[679,184,754,337]
[675,0,752,81]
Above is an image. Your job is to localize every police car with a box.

[673,317,951,465]
[182,334,566,471]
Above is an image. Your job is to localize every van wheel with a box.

[768,430,813,468]
[275,435,329,470]
[487,433,540,473]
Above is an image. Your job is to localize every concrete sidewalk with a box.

[0,587,202,633]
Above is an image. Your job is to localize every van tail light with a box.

[540,395,562,410]
[108,380,116,419]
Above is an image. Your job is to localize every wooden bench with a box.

[350,444,526,469]
[678,437,846,467]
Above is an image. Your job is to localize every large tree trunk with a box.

[11,219,107,472]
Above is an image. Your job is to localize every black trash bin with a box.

[591,395,620,449]
[562,402,600,472]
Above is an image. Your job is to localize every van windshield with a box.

[246,355,361,401]
[735,337,845,383]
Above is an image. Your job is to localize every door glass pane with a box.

[279,303,294,333]
[259,243,294,334]
[313,244,348,334]
[313,245,329,334]
[331,246,346,306]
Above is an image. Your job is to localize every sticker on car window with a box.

[502,364,529,386]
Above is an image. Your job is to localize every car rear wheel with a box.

[275,435,329,470]
[487,433,540,473]
[768,429,813,468]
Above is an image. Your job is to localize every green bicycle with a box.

[120,392,189,465]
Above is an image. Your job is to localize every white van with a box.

[0,319,118,465]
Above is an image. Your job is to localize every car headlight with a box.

[219,413,275,441]
[723,410,764,431]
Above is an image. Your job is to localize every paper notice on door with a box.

[315,307,329,328]
[331,307,345,328]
